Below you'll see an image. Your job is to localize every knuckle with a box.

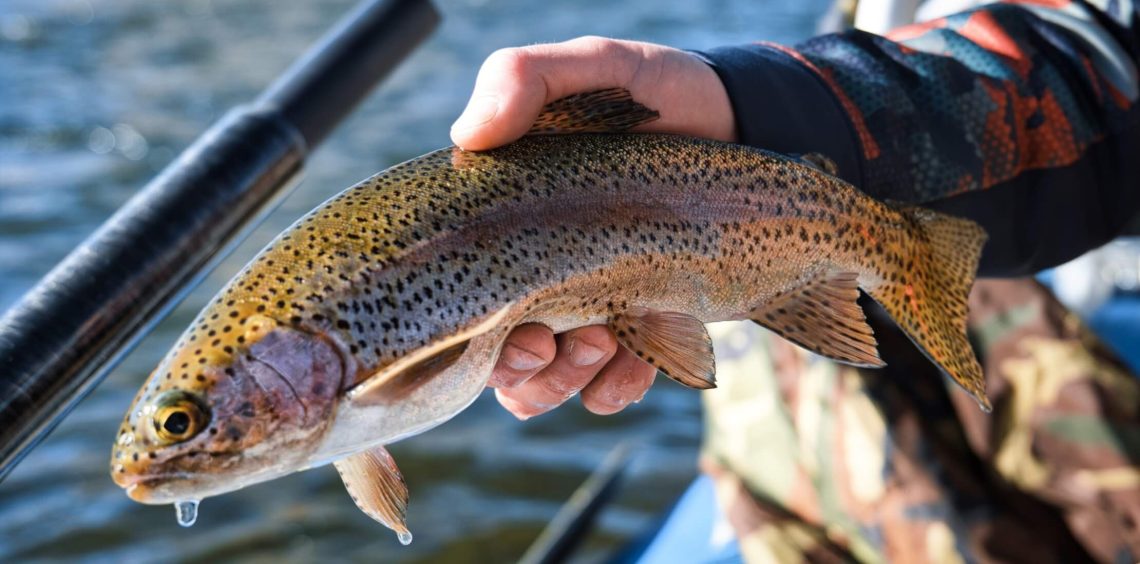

[575,35,624,59]
[485,47,533,77]
[536,369,591,399]
[571,35,614,49]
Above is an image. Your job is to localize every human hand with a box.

[452,37,734,419]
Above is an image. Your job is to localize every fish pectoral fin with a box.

[348,341,469,406]
[348,302,514,405]
[609,308,716,389]
[527,88,660,135]
[335,446,413,544]
[750,270,885,368]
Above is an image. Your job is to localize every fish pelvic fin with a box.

[609,308,716,389]
[750,270,884,368]
[528,88,660,135]
[335,446,412,543]
[867,205,990,411]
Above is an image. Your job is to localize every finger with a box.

[494,325,617,419]
[580,347,657,415]
[489,323,556,389]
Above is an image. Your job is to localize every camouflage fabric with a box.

[701,278,1140,563]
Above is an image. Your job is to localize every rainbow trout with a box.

[111,89,988,541]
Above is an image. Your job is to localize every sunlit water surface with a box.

[0,0,825,561]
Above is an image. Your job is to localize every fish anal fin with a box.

[334,446,412,544]
[609,308,715,389]
[751,270,884,368]
[528,88,660,135]
[351,341,469,406]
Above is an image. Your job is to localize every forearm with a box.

[699,1,1139,275]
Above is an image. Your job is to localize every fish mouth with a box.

[113,449,305,505]
[111,451,238,504]
[116,469,234,505]
[114,471,190,504]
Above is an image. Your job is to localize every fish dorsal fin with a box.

[609,307,716,389]
[528,88,660,135]
[350,341,468,406]
[799,153,839,176]
[750,270,884,368]
[334,446,413,544]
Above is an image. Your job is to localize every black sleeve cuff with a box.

[692,44,866,189]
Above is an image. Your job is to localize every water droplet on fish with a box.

[397,530,413,546]
[174,500,199,527]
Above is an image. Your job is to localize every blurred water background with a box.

[0,0,828,561]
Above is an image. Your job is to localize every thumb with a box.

[450,48,549,151]
[450,37,645,151]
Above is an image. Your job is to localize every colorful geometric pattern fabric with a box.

[787,1,1138,202]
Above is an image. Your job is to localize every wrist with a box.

[691,44,864,187]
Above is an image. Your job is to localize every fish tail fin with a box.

[865,205,990,411]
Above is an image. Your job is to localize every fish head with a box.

[111,309,347,504]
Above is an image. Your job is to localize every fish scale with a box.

[112,89,988,542]
[172,134,855,387]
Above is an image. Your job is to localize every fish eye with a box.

[151,391,209,444]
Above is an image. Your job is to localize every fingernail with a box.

[503,343,547,371]
[569,338,606,366]
[451,95,499,133]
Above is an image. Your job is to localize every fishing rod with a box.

[0,0,440,481]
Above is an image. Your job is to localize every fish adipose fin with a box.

[335,446,413,544]
[528,88,660,135]
[609,308,716,389]
[866,206,990,411]
[750,270,884,368]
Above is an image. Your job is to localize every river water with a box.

[0,0,826,561]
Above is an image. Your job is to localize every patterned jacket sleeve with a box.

[697,0,1139,276]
